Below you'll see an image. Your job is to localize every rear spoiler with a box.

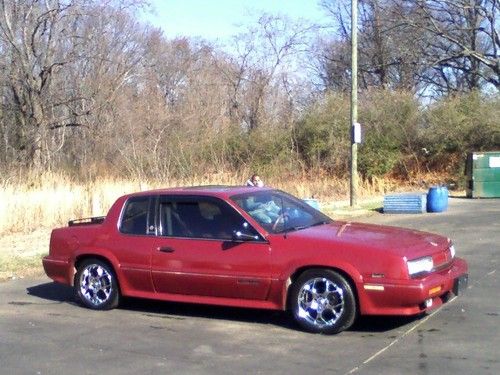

[68,216,106,227]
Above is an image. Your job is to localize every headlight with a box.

[449,245,456,258]
[407,256,434,277]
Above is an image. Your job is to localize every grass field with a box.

[0,171,434,280]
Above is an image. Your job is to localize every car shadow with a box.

[121,297,296,331]
[26,281,294,330]
[350,315,422,333]
[27,281,421,334]
[27,281,75,304]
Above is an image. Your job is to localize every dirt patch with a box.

[0,228,51,281]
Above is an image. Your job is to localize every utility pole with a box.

[350,0,358,207]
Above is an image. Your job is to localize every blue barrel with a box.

[427,186,449,212]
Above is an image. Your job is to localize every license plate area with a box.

[453,274,468,296]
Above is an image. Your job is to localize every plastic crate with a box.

[383,193,426,214]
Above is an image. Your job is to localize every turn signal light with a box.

[429,286,442,295]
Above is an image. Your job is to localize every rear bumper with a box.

[42,256,74,285]
[360,257,468,316]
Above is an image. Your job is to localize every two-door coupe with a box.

[43,186,468,334]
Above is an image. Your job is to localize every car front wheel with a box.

[75,259,120,310]
[289,269,356,334]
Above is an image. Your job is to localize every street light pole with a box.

[350,0,358,207]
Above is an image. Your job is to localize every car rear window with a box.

[120,196,150,235]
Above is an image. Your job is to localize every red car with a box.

[43,186,468,334]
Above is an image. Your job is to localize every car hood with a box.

[288,221,450,258]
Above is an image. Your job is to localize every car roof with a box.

[123,185,274,200]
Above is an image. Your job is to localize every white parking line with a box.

[344,298,455,375]
[345,267,497,375]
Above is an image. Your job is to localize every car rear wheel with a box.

[289,269,356,334]
[75,259,120,310]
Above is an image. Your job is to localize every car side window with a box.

[160,196,260,240]
[120,197,150,235]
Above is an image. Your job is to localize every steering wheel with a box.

[272,213,288,232]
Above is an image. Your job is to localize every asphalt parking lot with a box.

[0,198,498,375]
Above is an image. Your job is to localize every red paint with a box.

[43,186,468,317]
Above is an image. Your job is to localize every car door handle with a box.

[158,246,175,253]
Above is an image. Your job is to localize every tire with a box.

[289,269,357,334]
[74,258,120,310]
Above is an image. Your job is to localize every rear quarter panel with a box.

[45,195,128,285]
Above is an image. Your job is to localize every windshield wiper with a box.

[289,225,309,232]
[275,225,306,234]
[310,220,330,227]
[277,220,330,235]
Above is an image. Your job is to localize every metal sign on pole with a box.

[350,0,358,207]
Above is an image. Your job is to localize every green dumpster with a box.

[466,151,500,198]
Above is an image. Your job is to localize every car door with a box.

[107,195,157,293]
[151,195,272,300]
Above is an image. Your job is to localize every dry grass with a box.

[0,228,51,281]
[0,172,249,234]
[0,170,423,236]
[0,172,147,234]
[0,254,47,281]
[0,170,446,279]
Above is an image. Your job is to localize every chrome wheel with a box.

[290,269,356,334]
[75,259,119,310]
[297,277,344,328]
[79,264,113,306]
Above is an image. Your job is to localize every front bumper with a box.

[453,273,469,296]
[360,257,468,316]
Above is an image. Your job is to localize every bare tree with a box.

[0,0,77,168]
[222,14,315,130]
[62,2,150,169]
[316,0,428,92]
[316,0,499,96]
[0,0,148,169]
[397,0,500,95]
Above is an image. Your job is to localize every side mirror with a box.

[232,230,259,242]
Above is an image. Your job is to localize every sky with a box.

[144,0,329,41]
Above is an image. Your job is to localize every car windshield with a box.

[231,190,333,234]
